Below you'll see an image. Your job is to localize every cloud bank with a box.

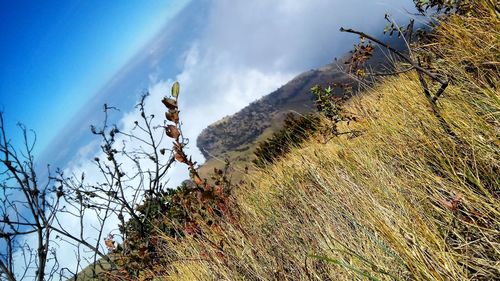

[139,0,417,185]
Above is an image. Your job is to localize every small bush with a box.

[253,113,320,167]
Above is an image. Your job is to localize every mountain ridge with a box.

[196,62,347,160]
[196,41,402,162]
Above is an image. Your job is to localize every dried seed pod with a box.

[175,152,186,163]
[165,110,179,123]
[162,97,177,110]
[165,125,180,139]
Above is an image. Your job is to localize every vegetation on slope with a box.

[144,3,498,280]
[196,41,403,163]
[195,65,348,161]
[196,43,405,180]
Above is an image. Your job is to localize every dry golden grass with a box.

[152,3,499,280]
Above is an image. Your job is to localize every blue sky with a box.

[0,0,417,178]
[0,0,416,165]
[0,0,189,154]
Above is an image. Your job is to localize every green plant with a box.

[414,0,474,15]
[311,84,349,122]
[310,83,360,139]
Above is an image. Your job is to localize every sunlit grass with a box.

[151,2,499,280]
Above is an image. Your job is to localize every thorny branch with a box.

[340,27,450,103]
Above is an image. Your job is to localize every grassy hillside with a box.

[196,40,403,162]
[196,47,404,179]
[148,4,499,280]
[196,63,349,162]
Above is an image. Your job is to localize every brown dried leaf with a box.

[193,175,204,186]
[439,193,463,211]
[174,152,185,163]
[138,246,148,257]
[165,125,180,139]
[104,238,115,251]
[165,110,179,123]
[162,97,177,110]
[184,221,198,235]
[150,236,158,246]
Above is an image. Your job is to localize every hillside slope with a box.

[196,43,401,165]
[158,4,499,280]
[196,64,346,160]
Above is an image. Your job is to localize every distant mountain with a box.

[196,42,402,163]
[197,63,345,160]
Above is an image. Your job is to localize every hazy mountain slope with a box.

[197,63,347,159]
[196,42,402,170]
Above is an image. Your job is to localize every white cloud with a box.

[196,0,414,73]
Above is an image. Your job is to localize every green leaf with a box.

[172,81,180,98]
